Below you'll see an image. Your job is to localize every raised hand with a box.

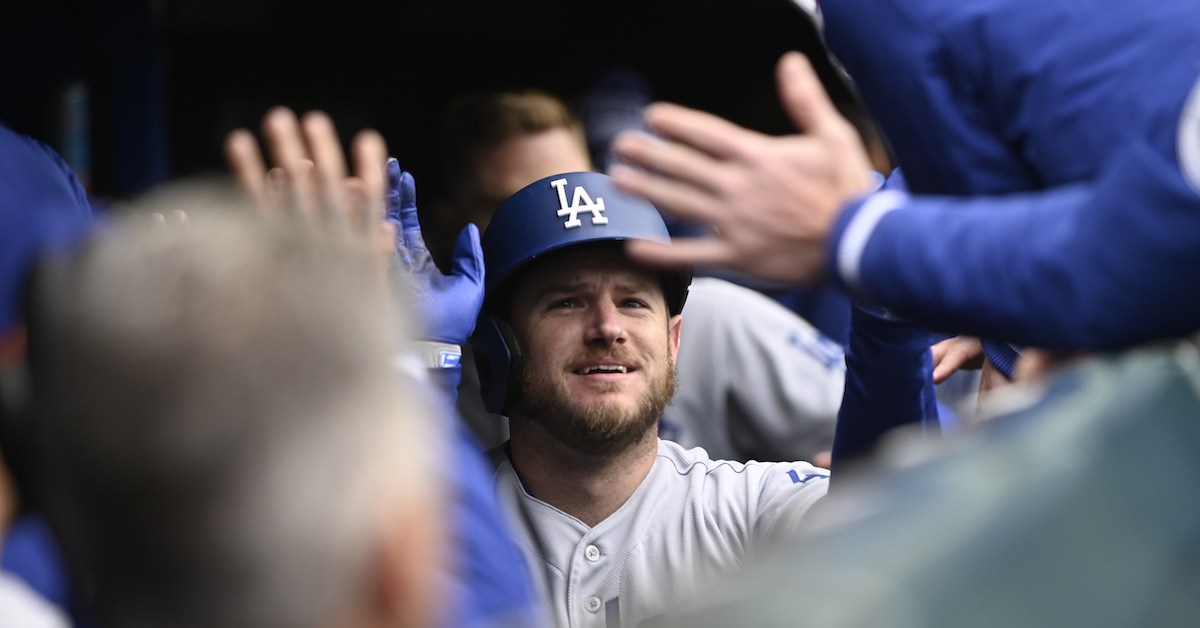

[386,158,485,346]
[224,107,393,264]
[611,52,875,284]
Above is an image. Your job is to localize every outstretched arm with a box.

[612,50,1200,351]
[828,135,1200,350]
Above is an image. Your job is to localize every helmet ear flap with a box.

[469,316,524,415]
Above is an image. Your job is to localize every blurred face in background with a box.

[455,126,594,234]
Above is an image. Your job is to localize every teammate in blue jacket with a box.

[609,0,1200,352]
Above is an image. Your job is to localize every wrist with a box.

[406,341,463,369]
[827,189,907,297]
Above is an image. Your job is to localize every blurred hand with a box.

[611,52,874,284]
[224,107,393,266]
[387,159,485,345]
[931,335,984,383]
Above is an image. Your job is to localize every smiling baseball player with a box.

[475,171,831,627]
[390,157,942,626]
[393,169,827,627]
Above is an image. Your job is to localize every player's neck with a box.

[507,418,658,527]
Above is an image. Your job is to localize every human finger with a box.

[340,177,370,233]
[625,237,731,271]
[610,165,727,226]
[351,129,387,222]
[610,131,727,194]
[641,102,764,161]
[289,159,318,216]
[224,129,268,205]
[776,52,843,138]
[265,167,288,212]
[264,108,320,213]
[301,110,348,202]
[263,106,309,169]
[931,336,984,383]
[776,52,876,193]
[931,337,953,363]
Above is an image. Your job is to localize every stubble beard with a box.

[513,351,677,456]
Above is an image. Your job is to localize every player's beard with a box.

[514,348,676,455]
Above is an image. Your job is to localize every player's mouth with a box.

[580,364,628,374]
[572,360,636,379]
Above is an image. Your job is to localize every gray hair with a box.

[29,186,439,628]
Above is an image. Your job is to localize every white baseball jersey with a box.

[663,278,845,462]
[0,573,68,628]
[492,439,830,628]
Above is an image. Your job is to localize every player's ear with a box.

[668,314,683,365]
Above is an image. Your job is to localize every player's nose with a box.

[583,300,625,346]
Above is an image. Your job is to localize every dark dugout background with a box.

[2,0,860,205]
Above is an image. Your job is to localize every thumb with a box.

[776,52,842,139]
[450,222,486,285]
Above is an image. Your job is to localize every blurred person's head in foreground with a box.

[26,186,446,628]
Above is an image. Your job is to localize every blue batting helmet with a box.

[471,171,691,414]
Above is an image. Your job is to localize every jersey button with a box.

[585,544,601,562]
[585,596,602,613]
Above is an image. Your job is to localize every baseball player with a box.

[434,90,845,464]
[480,172,829,627]
[610,0,1200,353]
[393,165,941,626]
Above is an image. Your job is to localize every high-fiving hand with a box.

[224,106,394,265]
[611,52,875,284]
[387,158,486,346]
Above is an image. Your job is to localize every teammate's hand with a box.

[224,107,394,266]
[387,158,485,345]
[931,335,984,383]
[610,51,875,284]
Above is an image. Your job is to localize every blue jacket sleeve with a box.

[829,136,1200,350]
[831,303,939,475]
[444,421,540,628]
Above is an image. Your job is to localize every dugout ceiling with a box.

[3,0,854,202]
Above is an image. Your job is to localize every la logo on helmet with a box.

[552,178,608,229]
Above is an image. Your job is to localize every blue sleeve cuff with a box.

[826,189,909,297]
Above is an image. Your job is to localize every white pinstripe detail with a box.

[1178,72,1200,195]
[836,190,907,292]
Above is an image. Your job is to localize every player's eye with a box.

[620,298,649,309]
[548,298,579,310]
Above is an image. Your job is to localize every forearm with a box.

[828,139,1200,350]
[830,303,938,473]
